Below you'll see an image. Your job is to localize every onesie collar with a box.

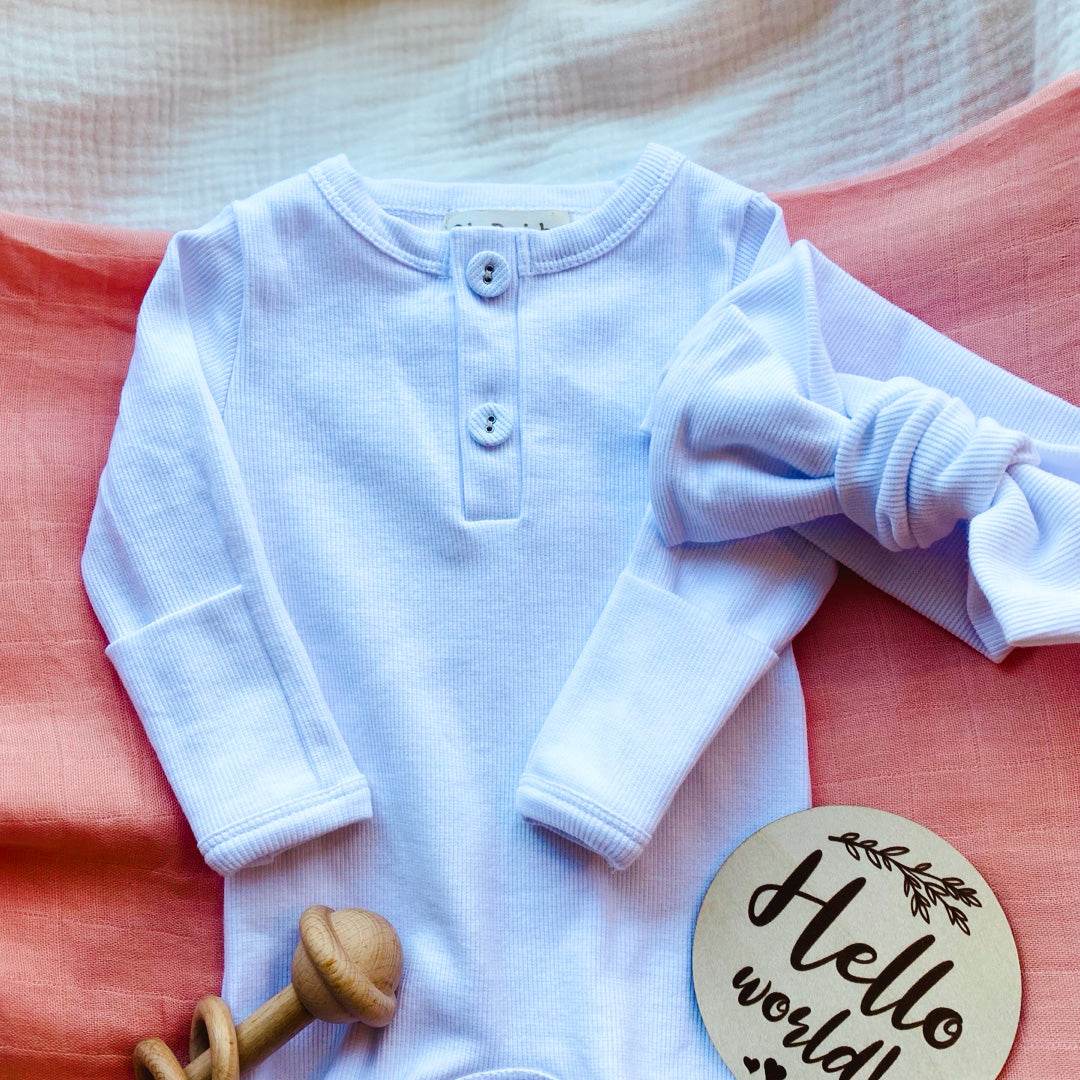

[307,142,686,277]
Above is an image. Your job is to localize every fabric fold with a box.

[834,377,1038,551]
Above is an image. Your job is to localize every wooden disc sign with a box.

[692,806,1021,1080]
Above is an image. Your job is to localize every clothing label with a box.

[442,208,573,230]
[693,805,1021,1079]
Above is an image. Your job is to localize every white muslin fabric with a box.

[2,1,1077,227]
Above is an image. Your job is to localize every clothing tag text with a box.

[443,209,573,230]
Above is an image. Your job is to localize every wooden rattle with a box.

[132,904,403,1080]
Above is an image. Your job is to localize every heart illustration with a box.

[742,1058,760,1074]
[764,1059,787,1080]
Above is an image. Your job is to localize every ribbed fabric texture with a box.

[80,211,374,876]
[642,232,1080,662]
[79,143,1080,1080]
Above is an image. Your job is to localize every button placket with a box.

[451,231,521,521]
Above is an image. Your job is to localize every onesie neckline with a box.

[306,141,687,277]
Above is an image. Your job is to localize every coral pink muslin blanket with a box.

[0,76,1076,1079]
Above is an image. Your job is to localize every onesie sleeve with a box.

[514,512,836,870]
[514,194,839,872]
[517,191,1080,871]
[79,205,373,876]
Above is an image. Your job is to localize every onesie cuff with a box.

[198,775,374,874]
[516,569,779,870]
[516,778,650,871]
[102,581,375,876]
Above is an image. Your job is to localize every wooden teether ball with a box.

[132,905,403,1080]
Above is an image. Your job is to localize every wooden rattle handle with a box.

[132,905,403,1080]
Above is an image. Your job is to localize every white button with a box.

[468,402,513,446]
[465,250,511,298]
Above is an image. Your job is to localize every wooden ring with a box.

[189,995,239,1080]
[132,1036,188,1080]
[132,996,239,1079]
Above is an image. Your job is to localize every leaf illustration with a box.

[827,830,981,935]
[945,904,971,936]
[914,894,931,924]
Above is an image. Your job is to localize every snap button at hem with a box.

[467,402,513,447]
[465,250,511,298]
